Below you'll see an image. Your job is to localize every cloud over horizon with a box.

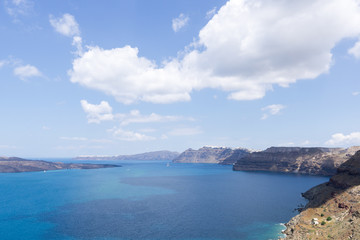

[325,132,360,146]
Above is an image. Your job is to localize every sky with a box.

[1,0,360,158]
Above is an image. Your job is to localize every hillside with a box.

[233,146,360,175]
[283,150,360,239]
[172,146,250,164]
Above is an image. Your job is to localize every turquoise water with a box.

[0,160,328,240]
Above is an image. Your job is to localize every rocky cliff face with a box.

[172,146,250,164]
[233,146,360,176]
[283,150,360,239]
[75,150,179,161]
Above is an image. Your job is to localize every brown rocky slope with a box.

[233,146,360,176]
[283,150,360,239]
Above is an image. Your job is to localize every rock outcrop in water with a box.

[0,157,120,173]
[172,146,250,164]
[233,146,360,176]
[283,150,360,239]
[75,150,179,161]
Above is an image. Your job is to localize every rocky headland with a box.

[0,157,120,173]
[283,150,360,239]
[172,146,250,164]
[232,146,360,176]
[74,150,179,161]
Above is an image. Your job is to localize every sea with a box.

[0,159,329,240]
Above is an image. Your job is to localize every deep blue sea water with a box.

[0,160,328,240]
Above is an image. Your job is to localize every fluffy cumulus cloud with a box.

[80,100,114,123]
[172,13,189,32]
[13,64,42,80]
[69,0,360,104]
[325,132,360,146]
[108,127,155,141]
[261,104,285,120]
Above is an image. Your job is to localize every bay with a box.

[0,160,328,240]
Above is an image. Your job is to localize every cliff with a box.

[232,146,360,176]
[0,157,120,173]
[74,150,179,161]
[172,146,250,164]
[283,150,360,239]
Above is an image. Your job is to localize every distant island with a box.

[0,157,120,173]
[283,150,360,239]
[74,150,179,161]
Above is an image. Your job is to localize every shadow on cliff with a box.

[299,150,360,210]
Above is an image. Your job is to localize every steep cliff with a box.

[283,150,360,239]
[233,146,360,176]
[172,146,250,164]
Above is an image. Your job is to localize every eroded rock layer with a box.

[233,146,360,175]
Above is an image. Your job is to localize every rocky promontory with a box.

[283,150,360,239]
[172,146,250,164]
[0,157,120,173]
[233,146,360,176]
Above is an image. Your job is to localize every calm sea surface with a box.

[0,160,328,240]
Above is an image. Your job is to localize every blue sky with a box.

[1,0,360,158]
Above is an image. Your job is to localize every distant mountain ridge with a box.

[0,157,119,173]
[74,150,179,161]
[172,146,251,164]
[232,146,360,176]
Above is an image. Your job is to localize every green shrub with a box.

[326,216,332,221]
[320,213,324,217]
[321,221,326,225]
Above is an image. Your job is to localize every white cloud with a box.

[50,13,83,55]
[13,64,42,80]
[80,100,114,124]
[5,0,33,18]
[353,91,360,96]
[60,137,88,141]
[206,7,217,19]
[172,13,189,32]
[109,127,155,141]
[117,109,191,126]
[261,104,285,120]
[168,127,202,136]
[69,0,360,104]
[348,39,360,58]
[325,132,360,146]
[49,13,80,37]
